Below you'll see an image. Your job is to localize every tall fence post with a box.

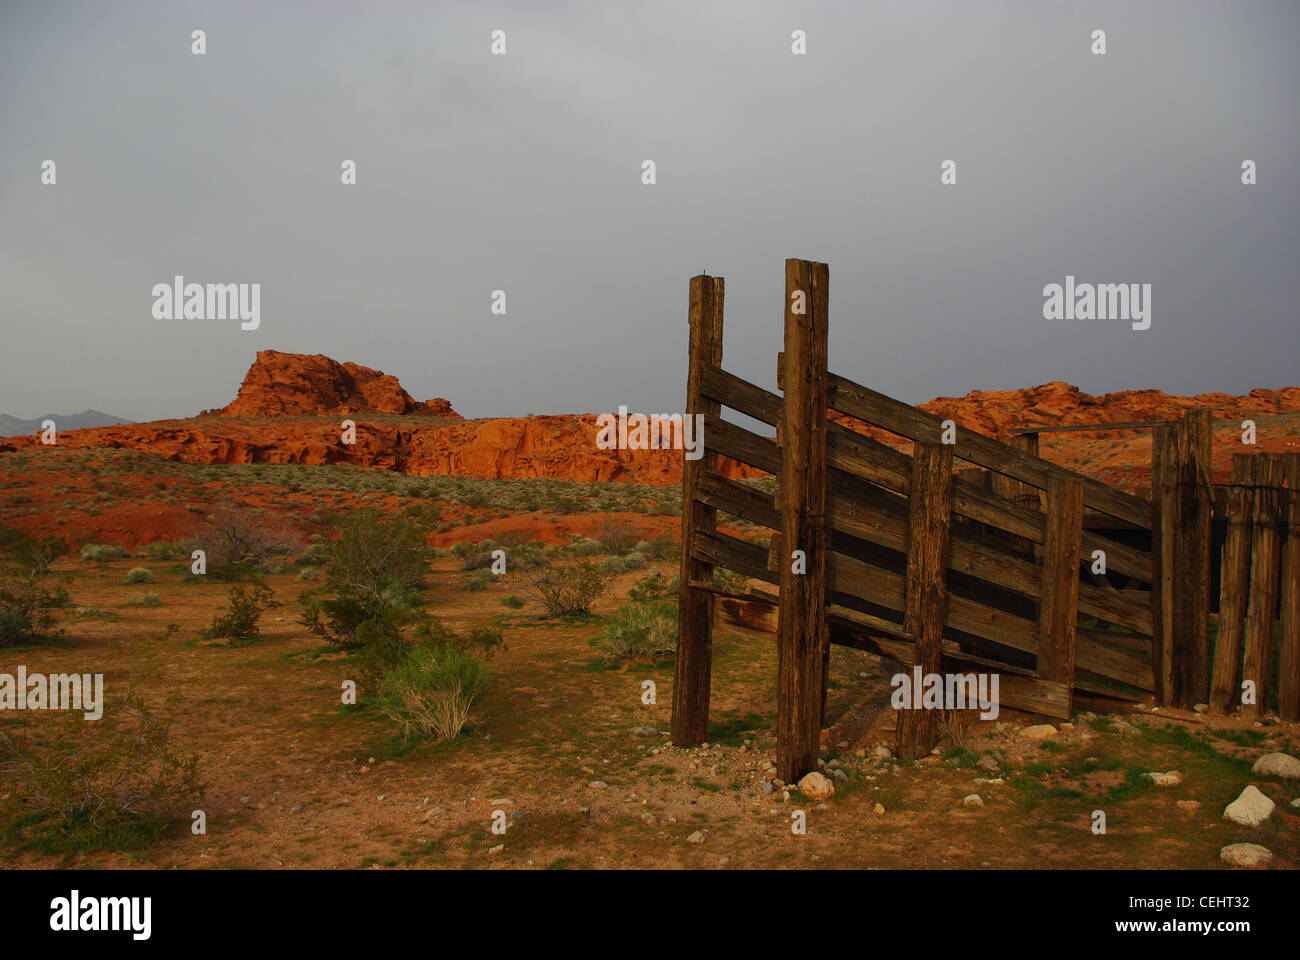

[1241,454,1284,721]
[1174,409,1213,709]
[671,274,724,747]
[776,259,829,783]
[1151,423,1177,705]
[1280,453,1300,721]
[1210,454,1255,715]
[1038,476,1084,710]
[895,442,953,760]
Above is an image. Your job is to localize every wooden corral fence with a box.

[1209,452,1300,721]
[670,259,1300,783]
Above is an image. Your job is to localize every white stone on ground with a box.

[1252,753,1300,779]
[1219,843,1272,868]
[1223,785,1274,826]
[1020,724,1057,740]
[1143,771,1183,787]
[797,771,835,801]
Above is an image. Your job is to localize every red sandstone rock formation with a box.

[221,350,460,418]
[4,357,1295,490]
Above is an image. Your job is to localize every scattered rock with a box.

[1020,724,1057,741]
[873,803,886,815]
[686,831,706,844]
[1292,798,1300,809]
[1060,722,1074,732]
[961,794,984,807]
[632,726,660,738]
[761,781,776,795]
[488,844,504,855]
[977,755,1000,773]
[587,781,608,790]
[491,798,514,806]
[831,769,847,782]
[1219,843,1273,869]
[797,771,835,801]
[1223,785,1275,827]
[640,813,657,825]
[1176,800,1201,814]
[1193,703,1210,714]
[1112,721,1141,737]
[1252,753,1300,779]
[1143,771,1183,787]
[873,745,893,761]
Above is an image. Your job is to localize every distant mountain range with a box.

[0,409,131,437]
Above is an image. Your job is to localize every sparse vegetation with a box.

[0,694,204,853]
[592,599,676,664]
[202,581,279,644]
[526,560,613,617]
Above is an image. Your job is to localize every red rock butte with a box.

[219,350,460,418]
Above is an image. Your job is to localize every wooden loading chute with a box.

[670,259,1296,782]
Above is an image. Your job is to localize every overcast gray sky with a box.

[2,0,1296,423]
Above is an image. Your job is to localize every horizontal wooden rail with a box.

[694,468,1153,635]
[700,364,1152,582]
[823,371,1153,528]
[691,527,1152,691]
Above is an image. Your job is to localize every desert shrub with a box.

[463,569,493,591]
[416,618,506,660]
[294,543,330,566]
[627,570,674,602]
[199,505,299,575]
[0,528,68,647]
[140,541,183,561]
[592,600,677,664]
[1,530,68,573]
[648,499,681,517]
[461,549,497,571]
[0,693,204,852]
[449,541,476,559]
[298,509,429,658]
[80,543,128,562]
[122,567,155,585]
[124,593,161,607]
[296,567,320,582]
[202,581,278,644]
[600,552,647,575]
[596,518,638,554]
[570,537,603,557]
[635,534,678,561]
[500,594,525,609]
[375,644,489,742]
[526,561,613,617]
[507,542,546,568]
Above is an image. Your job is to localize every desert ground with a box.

[1,441,1297,871]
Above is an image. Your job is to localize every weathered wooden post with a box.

[776,259,829,783]
[1280,454,1300,721]
[671,274,724,747]
[1151,423,1177,705]
[1038,476,1084,708]
[1209,454,1254,715]
[1152,410,1213,708]
[895,442,954,759]
[1175,409,1213,709]
[1241,454,1284,721]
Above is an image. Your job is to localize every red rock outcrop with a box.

[221,350,460,418]
[4,361,1296,491]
